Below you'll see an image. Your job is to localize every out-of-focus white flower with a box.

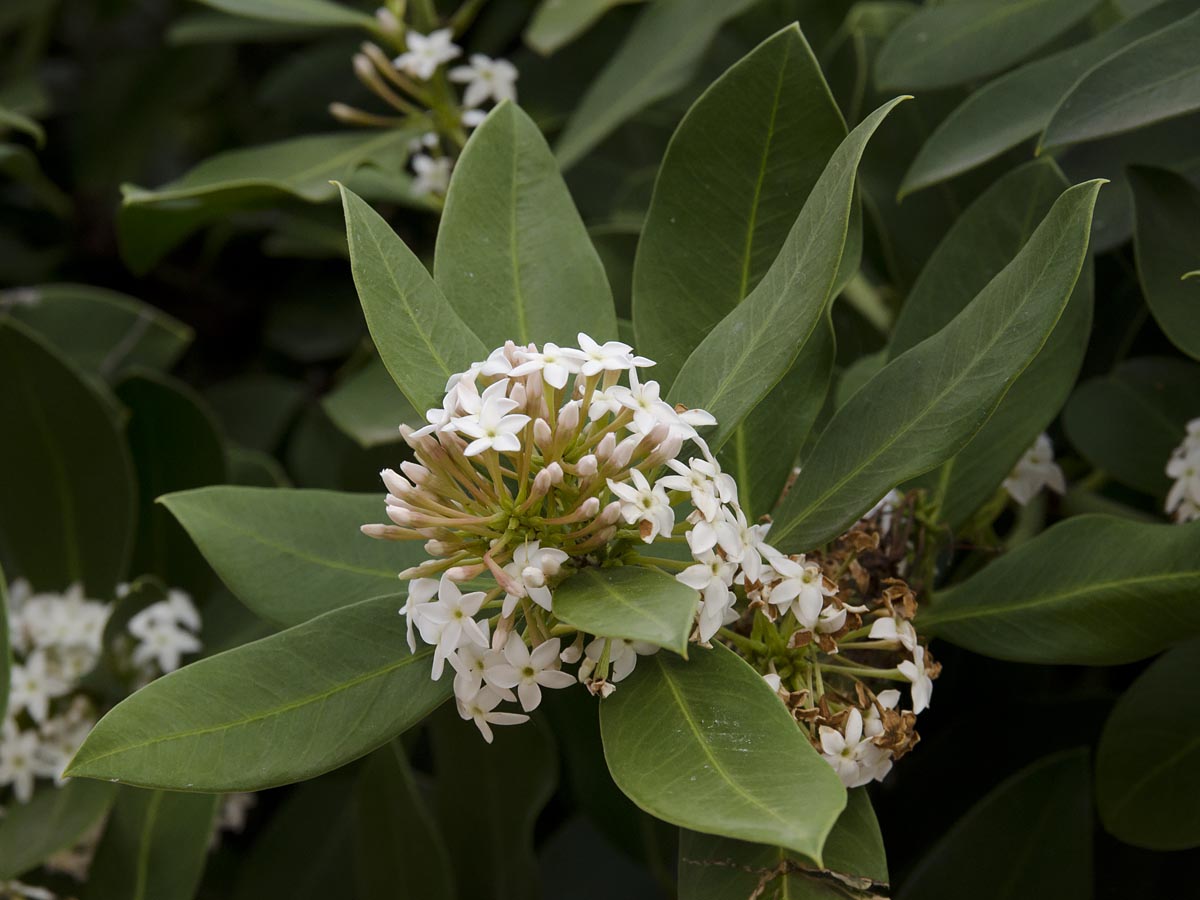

[1166,420,1200,523]
[129,591,202,674]
[0,728,42,803]
[410,154,452,198]
[1003,433,1066,505]
[449,54,518,108]
[393,28,461,80]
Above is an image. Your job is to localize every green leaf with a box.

[897,749,1092,900]
[770,180,1101,552]
[901,0,1193,195]
[1,283,192,380]
[355,742,454,900]
[1096,637,1200,850]
[339,184,488,413]
[600,642,846,865]
[893,160,1093,527]
[667,98,906,451]
[205,373,307,453]
[118,372,229,596]
[0,572,8,722]
[1041,9,1200,150]
[875,0,1102,91]
[632,24,848,387]
[524,0,645,55]
[923,516,1200,664]
[161,487,424,626]
[0,780,118,879]
[84,788,219,900]
[66,593,451,792]
[1063,357,1200,496]
[553,566,700,656]
[322,357,420,449]
[678,788,887,900]
[0,103,44,146]
[192,0,375,29]
[0,318,136,597]
[119,129,418,274]
[168,11,320,44]
[1130,166,1200,360]
[435,102,616,347]
[431,710,558,900]
[554,0,761,169]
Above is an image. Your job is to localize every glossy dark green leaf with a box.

[85,788,219,900]
[924,516,1200,664]
[0,318,135,597]
[161,487,424,626]
[524,0,645,54]
[0,780,118,879]
[1130,166,1200,360]
[339,184,488,414]
[355,742,454,900]
[1096,638,1200,850]
[554,0,761,169]
[1063,357,1200,495]
[67,593,451,792]
[119,130,418,273]
[436,102,616,347]
[875,0,1101,91]
[600,642,846,865]
[118,372,229,595]
[668,98,906,451]
[770,180,1101,551]
[322,357,420,448]
[192,0,374,28]
[1,283,192,379]
[897,749,1092,900]
[901,0,1193,195]
[1041,9,1200,150]
[633,24,848,386]
[431,710,558,900]
[553,566,699,656]
[678,788,887,900]
[894,160,1093,527]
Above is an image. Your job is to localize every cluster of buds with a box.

[1166,418,1200,523]
[728,497,940,787]
[331,7,519,199]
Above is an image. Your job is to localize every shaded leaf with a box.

[205,374,307,453]
[524,0,645,54]
[0,780,118,879]
[67,593,451,792]
[600,642,846,865]
[0,573,7,722]
[322,357,420,448]
[192,0,375,28]
[923,516,1200,664]
[553,566,699,656]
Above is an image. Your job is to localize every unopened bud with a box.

[361,523,401,539]
[596,432,617,461]
[509,381,528,409]
[447,564,486,581]
[381,468,411,496]
[424,539,453,556]
[533,418,553,450]
[492,616,513,650]
[611,436,638,469]
[531,467,553,497]
[546,462,564,484]
[400,461,430,484]
[386,505,417,526]
[557,401,580,434]
[522,566,546,588]
[598,501,622,526]
[578,496,600,517]
[375,7,402,35]
[644,422,670,446]
[576,454,598,476]
[353,54,374,80]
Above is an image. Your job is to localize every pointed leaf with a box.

[161,487,425,627]
[85,788,219,900]
[0,318,136,597]
[0,780,118,879]
[1096,637,1200,850]
[1130,166,1200,360]
[436,102,616,346]
[1041,9,1200,150]
[66,593,451,792]
[553,566,699,656]
[769,180,1102,552]
[668,98,906,451]
[322,357,421,449]
[632,24,848,387]
[923,516,1200,665]
[876,0,1102,91]
[339,184,488,413]
[600,642,846,865]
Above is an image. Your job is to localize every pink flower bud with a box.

[380,468,411,496]
[547,462,564,485]
[533,418,553,450]
[576,454,598,476]
[599,501,622,526]
[557,401,580,434]
[596,432,617,461]
[531,467,553,497]
[400,461,430,484]
[578,496,601,517]
[386,505,417,526]
[447,564,486,581]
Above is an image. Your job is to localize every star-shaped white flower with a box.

[1003,433,1066,505]
[657,456,735,523]
[0,727,43,803]
[130,617,202,673]
[456,686,528,743]
[579,637,658,685]
[393,28,461,80]
[608,470,675,542]
[448,54,518,108]
[576,333,652,377]
[509,342,585,390]
[677,551,736,642]
[868,614,917,651]
[452,379,530,456]
[483,638,574,711]
[8,652,62,723]
[500,541,569,616]
[411,154,452,198]
[898,645,934,714]
[399,577,439,652]
[716,506,772,583]
[818,708,893,788]
[419,575,488,679]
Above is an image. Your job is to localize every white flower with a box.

[393,28,461,80]
[1003,433,1066,505]
[462,108,487,128]
[579,637,657,685]
[576,333,652,377]
[869,614,917,651]
[400,578,439,653]
[448,54,518,108]
[448,623,515,704]
[452,379,530,456]
[411,154,452,198]
[657,456,735,523]
[764,554,833,628]
[8,653,64,723]
[1166,444,1200,523]
[500,541,569,616]
[762,672,783,694]
[0,728,42,803]
[677,551,736,643]
[418,575,488,679]
[456,686,528,743]
[217,793,257,835]
[482,638,574,711]
[608,470,675,542]
[509,342,584,390]
[614,369,675,435]
[130,618,201,674]
[898,645,934,714]
[864,689,901,738]
[864,488,903,532]
[716,507,771,583]
[818,708,892,788]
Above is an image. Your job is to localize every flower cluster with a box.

[365,334,939,780]
[1003,432,1066,506]
[331,10,518,200]
[1166,418,1200,523]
